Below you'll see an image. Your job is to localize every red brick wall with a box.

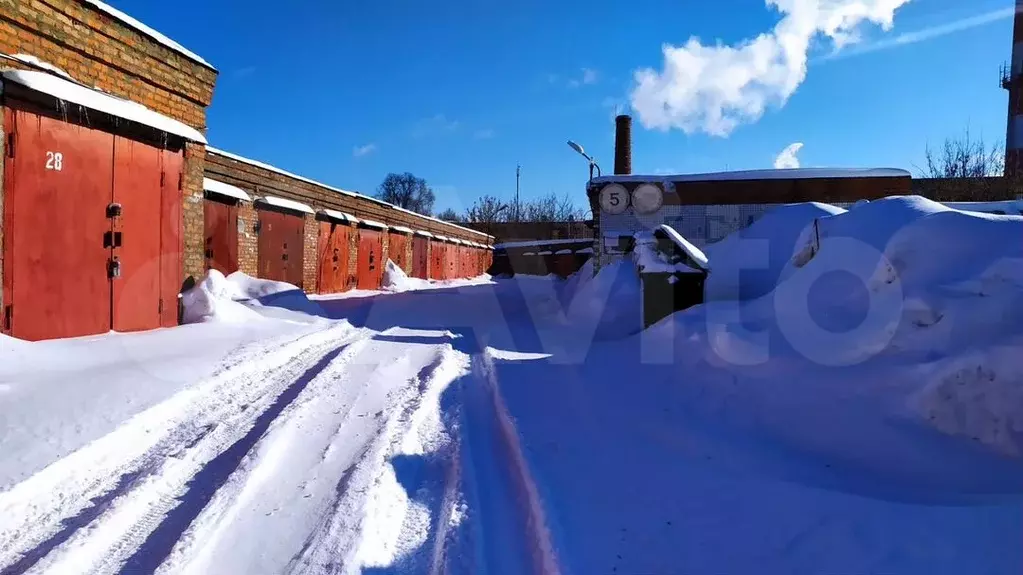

[203,150,494,290]
[0,0,217,130]
[181,143,206,281]
[302,214,318,293]
[237,201,258,276]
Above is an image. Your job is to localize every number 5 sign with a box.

[598,183,629,215]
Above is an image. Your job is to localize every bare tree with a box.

[522,192,587,222]
[436,208,461,222]
[918,130,1006,201]
[464,195,509,223]
[376,172,436,215]
[923,129,1004,179]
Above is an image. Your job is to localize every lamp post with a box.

[567,140,601,180]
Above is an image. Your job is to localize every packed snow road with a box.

[3,199,1023,575]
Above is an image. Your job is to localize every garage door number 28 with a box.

[45,151,64,171]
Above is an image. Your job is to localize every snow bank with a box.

[181,270,264,324]
[565,260,642,340]
[182,271,328,323]
[381,260,426,292]
[704,202,846,301]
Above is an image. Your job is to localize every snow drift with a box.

[181,271,326,323]
[704,201,846,301]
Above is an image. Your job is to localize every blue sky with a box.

[114,0,1012,215]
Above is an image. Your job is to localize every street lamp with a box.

[567,140,601,180]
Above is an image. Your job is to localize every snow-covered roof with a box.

[81,0,214,69]
[203,177,251,202]
[6,53,72,79]
[207,147,366,202]
[389,225,413,234]
[256,196,314,215]
[1,70,206,143]
[434,235,450,242]
[522,252,536,256]
[204,147,493,241]
[555,249,574,255]
[537,251,553,256]
[591,168,911,184]
[414,230,434,238]
[493,238,592,249]
[451,238,464,245]
[577,247,595,254]
[655,225,709,269]
[393,206,493,239]
[360,218,387,230]
[319,209,358,223]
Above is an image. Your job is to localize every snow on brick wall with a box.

[0,0,216,131]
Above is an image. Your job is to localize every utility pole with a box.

[515,163,521,222]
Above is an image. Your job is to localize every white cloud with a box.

[824,6,1014,61]
[473,128,496,140]
[582,68,599,85]
[353,143,377,157]
[412,114,460,138]
[774,142,804,169]
[629,0,911,137]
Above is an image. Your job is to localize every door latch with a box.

[108,258,122,279]
[106,203,123,218]
[103,231,123,248]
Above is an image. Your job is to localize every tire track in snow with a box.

[152,330,431,575]
[454,349,561,575]
[0,324,363,575]
[288,344,468,575]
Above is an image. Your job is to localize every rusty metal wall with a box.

[357,228,384,289]
[412,236,429,279]
[203,197,239,276]
[3,108,114,340]
[317,221,350,294]
[257,207,306,288]
[112,136,163,333]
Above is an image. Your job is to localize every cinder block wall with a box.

[0,0,218,295]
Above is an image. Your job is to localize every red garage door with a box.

[204,196,239,276]
[257,206,305,288]
[1,107,184,341]
[317,220,350,294]
[446,244,457,279]
[388,231,409,272]
[430,240,445,280]
[357,228,384,289]
[412,236,429,279]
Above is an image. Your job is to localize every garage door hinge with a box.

[178,172,183,191]
[5,133,13,159]
[158,299,163,315]
[3,305,11,331]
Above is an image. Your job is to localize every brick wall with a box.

[203,150,494,289]
[203,151,492,245]
[346,225,358,289]
[464,221,594,243]
[302,215,317,293]
[236,201,258,276]
[181,142,205,282]
[0,0,217,130]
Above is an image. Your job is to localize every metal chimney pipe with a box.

[614,114,632,175]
